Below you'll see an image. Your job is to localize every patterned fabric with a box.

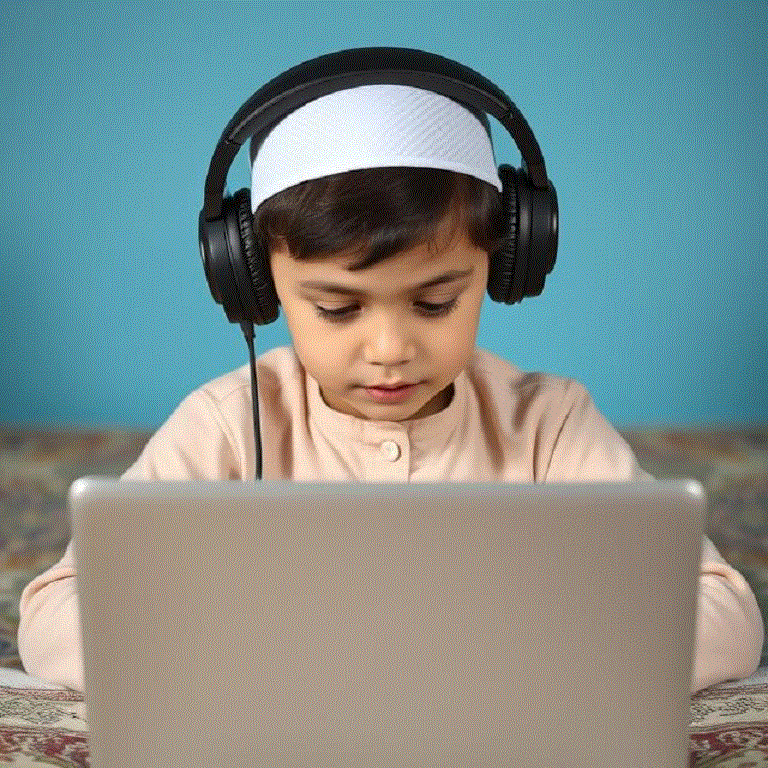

[690,667,768,766]
[0,683,87,767]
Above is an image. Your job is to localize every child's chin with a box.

[363,387,449,422]
[356,397,428,422]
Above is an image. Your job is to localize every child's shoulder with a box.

[469,347,587,405]
[193,347,300,403]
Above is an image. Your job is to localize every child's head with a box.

[250,85,504,421]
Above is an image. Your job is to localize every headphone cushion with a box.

[233,189,280,325]
[487,164,520,304]
[487,165,557,304]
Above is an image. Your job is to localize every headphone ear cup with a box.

[199,198,248,323]
[523,176,558,299]
[486,164,558,304]
[232,189,279,325]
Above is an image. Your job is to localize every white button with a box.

[380,440,401,462]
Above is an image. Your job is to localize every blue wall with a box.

[1,1,766,428]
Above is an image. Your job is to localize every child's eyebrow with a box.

[298,268,475,296]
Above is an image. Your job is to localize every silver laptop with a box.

[70,478,704,768]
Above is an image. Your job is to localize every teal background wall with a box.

[1,0,766,429]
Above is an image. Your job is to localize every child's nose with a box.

[362,311,416,366]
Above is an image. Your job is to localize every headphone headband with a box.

[202,47,550,221]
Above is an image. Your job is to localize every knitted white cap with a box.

[250,84,501,213]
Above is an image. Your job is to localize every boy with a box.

[18,55,763,694]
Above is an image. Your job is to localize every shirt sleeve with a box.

[693,539,764,692]
[17,542,83,691]
[18,387,245,691]
[122,388,244,480]
[542,379,650,482]
[541,380,764,691]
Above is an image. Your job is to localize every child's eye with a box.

[415,298,458,317]
[315,304,359,322]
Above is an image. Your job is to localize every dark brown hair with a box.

[253,167,503,270]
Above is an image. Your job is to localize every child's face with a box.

[270,218,489,421]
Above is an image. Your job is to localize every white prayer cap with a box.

[250,84,501,213]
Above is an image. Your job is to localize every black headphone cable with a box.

[240,321,262,481]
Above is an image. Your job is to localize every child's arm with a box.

[18,380,250,691]
[17,543,83,690]
[542,380,764,691]
[693,539,764,692]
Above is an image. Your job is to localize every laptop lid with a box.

[70,478,704,768]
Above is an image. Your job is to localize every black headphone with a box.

[199,47,558,327]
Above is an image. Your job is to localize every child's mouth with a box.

[363,382,420,404]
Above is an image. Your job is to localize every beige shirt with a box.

[18,347,764,692]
